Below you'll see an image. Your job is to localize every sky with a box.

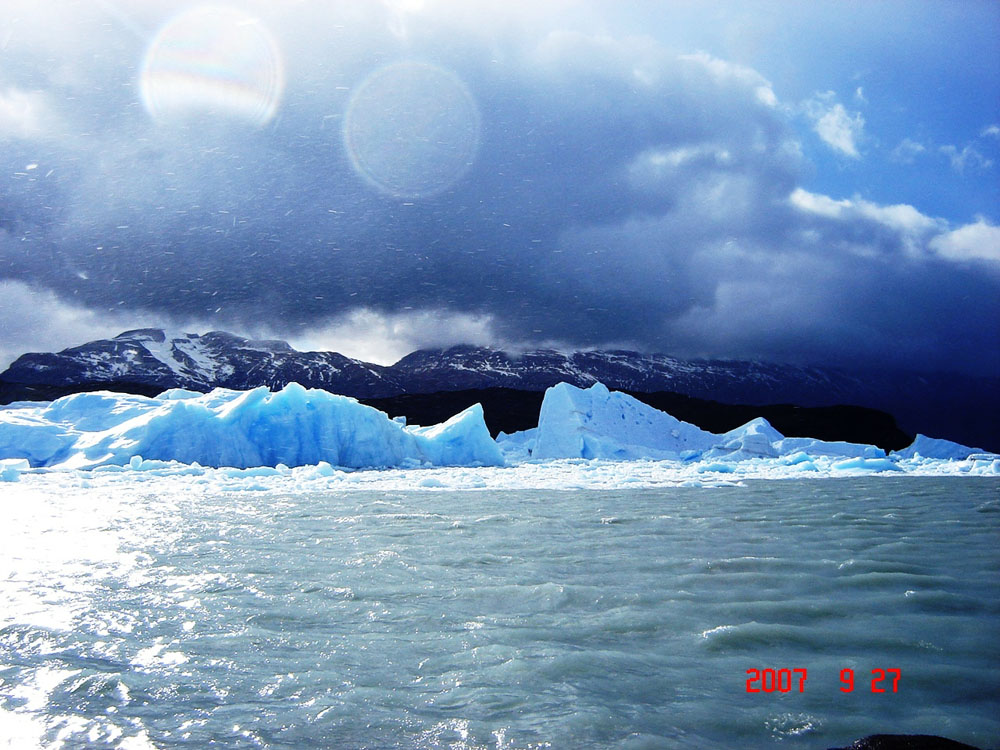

[1,0,998,375]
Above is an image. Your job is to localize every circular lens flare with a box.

[140,6,284,127]
[344,61,480,199]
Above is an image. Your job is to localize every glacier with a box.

[501,382,896,463]
[0,383,503,470]
[0,380,996,487]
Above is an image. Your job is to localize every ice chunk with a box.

[971,457,1000,474]
[697,462,735,473]
[495,427,538,461]
[892,434,982,460]
[156,388,205,401]
[0,458,29,482]
[708,417,783,459]
[774,437,885,459]
[528,382,894,464]
[0,409,78,465]
[532,382,717,460]
[405,403,504,467]
[0,384,503,470]
[782,451,814,465]
[832,457,901,472]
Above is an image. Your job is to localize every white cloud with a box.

[890,137,926,164]
[940,143,993,173]
[789,188,942,236]
[789,187,1000,269]
[788,187,851,218]
[531,30,669,85]
[789,188,953,262]
[856,201,943,236]
[805,97,864,158]
[0,280,429,370]
[680,52,778,107]
[0,89,58,140]
[929,218,1000,264]
[892,131,994,172]
[0,281,160,369]
[628,144,733,186]
[287,308,499,365]
[0,4,995,378]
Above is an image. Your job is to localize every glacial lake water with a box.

[1,477,998,749]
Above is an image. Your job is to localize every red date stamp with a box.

[746,668,900,693]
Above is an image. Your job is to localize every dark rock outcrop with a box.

[828,734,984,750]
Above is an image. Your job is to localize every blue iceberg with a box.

[501,382,899,463]
[0,380,988,480]
[0,383,503,470]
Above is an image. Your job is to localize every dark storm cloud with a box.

[1,0,998,374]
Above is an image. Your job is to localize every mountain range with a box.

[1,328,996,451]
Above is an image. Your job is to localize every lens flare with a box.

[344,61,480,199]
[139,5,284,127]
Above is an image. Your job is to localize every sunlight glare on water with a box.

[0,478,997,749]
[139,5,285,127]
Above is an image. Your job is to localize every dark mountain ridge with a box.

[1,329,996,450]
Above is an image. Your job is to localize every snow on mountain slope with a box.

[1,329,403,397]
[392,345,867,405]
[6,333,871,405]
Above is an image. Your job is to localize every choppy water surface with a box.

[1,478,998,749]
